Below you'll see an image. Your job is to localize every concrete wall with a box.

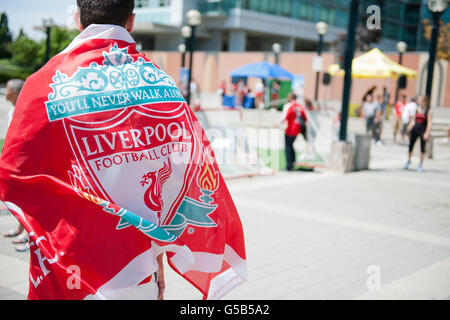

[143,50,450,108]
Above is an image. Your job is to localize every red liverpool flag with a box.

[0,25,246,300]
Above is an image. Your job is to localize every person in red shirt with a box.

[217,80,227,98]
[280,93,307,171]
[393,94,406,143]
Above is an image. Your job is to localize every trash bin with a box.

[354,134,371,171]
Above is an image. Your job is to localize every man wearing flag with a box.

[0,0,246,300]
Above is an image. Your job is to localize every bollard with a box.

[328,141,355,173]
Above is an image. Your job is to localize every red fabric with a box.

[394,101,405,118]
[415,110,427,124]
[0,37,246,300]
[285,102,307,137]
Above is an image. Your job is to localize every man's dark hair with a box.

[77,0,134,29]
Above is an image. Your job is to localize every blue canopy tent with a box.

[224,62,294,109]
[229,61,294,80]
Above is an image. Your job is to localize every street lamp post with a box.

[185,10,202,107]
[178,43,186,68]
[43,15,54,63]
[394,41,407,105]
[181,25,191,68]
[272,43,281,65]
[425,0,448,103]
[339,0,359,141]
[314,21,328,102]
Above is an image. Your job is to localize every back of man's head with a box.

[7,79,25,94]
[77,0,134,29]
[6,79,25,106]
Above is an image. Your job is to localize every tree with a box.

[0,12,13,59]
[9,26,80,72]
[37,26,79,63]
[422,19,450,61]
[10,30,42,70]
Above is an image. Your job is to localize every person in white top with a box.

[254,79,265,109]
[361,94,378,140]
[400,96,418,145]
[4,79,24,127]
[3,79,27,250]
[190,79,200,109]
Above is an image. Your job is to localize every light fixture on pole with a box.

[178,43,186,68]
[314,21,328,102]
[272,42,281,65]
[181,26,191,69]
[181,25,192,39]
[185,10,202,106]
[425,0,448,103]
[43,15,54,63]
[394,41,407,104]
[181,26,192,41]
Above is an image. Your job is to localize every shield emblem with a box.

[63,103,200,227]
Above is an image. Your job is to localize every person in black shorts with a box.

[403,96,433,172]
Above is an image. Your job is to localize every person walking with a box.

[279,93,307,171]
[403,96,433,172]
[373,94,384,145]
[361,94,378,140]
[271,80,280,109]
[393,94,406,144]
[400,96,418,145]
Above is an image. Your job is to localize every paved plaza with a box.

[0,97,450,300]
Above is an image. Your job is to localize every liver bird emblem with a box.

[140,158,172,222]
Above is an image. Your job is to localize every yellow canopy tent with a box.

[328,48,417,79]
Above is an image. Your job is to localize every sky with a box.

[1,0,78,40]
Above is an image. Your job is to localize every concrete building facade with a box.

[132,0,438,53]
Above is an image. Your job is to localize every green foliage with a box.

[1,25,80,83]
[0,59,30,82]
[0,12,13,59]
[10,31,42,70]
[48,26,80,56]
[35,26,80,66]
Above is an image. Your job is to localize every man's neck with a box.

[61,24,135,55]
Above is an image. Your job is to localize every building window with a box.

[279,0,292,17]
[385,1,402,19]
[249,0,260,11]
[159,0,171,6]
[335,9,347,28]
[402,27,417,48]
[136,0,149,8]
[136,0,171,8]
[320,7,336,25]
[259,0,272,14]
[384,22,400,39]
[299,2,314,21]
